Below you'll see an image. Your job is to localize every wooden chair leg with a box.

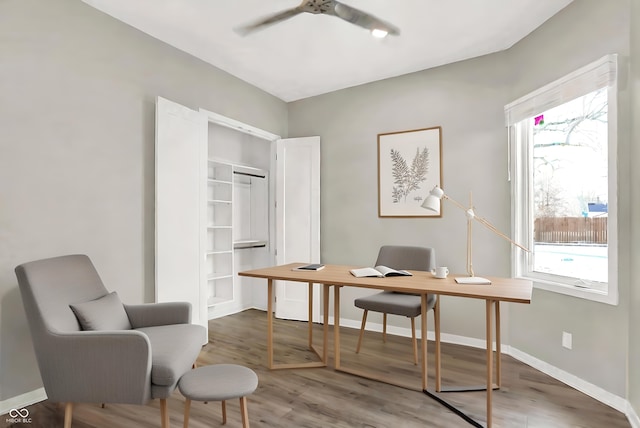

[160,399,170,428]
[240,396,250,428]
[221,400,227,424]
[356,310,368,353]
[63,403,73,428]
[411,317,418,365]
[382,313,387,343]
[183,398,191,428]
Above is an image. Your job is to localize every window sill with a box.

[516,274,618,305]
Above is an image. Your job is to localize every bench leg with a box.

[221,400,227,424]
[240,397,250,428]
[183,399,191,428]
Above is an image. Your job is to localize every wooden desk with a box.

[239,263,532,427]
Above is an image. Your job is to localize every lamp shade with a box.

[421,186,444,213]
[422,195,441,213]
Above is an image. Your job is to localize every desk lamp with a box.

[421,186,529,283]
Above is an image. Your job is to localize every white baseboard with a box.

[508,347,628,413]
[627,401,640,428]
[0,387,47,416]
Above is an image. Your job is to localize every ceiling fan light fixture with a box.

[371,28,389,38]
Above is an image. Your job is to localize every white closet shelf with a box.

[234,240,267,249]
[207,273,233,281]
[206,250,232,255]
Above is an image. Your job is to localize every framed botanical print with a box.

[378,126,442,217]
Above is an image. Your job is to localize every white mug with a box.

[433,266,449,279]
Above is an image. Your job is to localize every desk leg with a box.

[420,294,428,391]
[423,298,498,428]
[308,282,313,349]
[266,279,327,370]
[486,300,494,428]
[267,279,274,370]
[323,284,330,364]
[435,295,441,392]
[496,301,501,388]
[334,285,341,370]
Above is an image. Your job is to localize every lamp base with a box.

[454,276,491,285]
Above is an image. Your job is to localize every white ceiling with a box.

[82,0,573,102]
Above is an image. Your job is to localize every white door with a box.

[155,96,208,341]
[275,137,321,321]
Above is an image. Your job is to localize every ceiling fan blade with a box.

[235,7,303,36]
[332,1,400,36]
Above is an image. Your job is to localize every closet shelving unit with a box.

[206,161,234,306]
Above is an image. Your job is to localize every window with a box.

[506,55,618,304]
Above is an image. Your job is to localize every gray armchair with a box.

[354,245,439,364]
[15,254,206,428]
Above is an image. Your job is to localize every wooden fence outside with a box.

[534,217,607,244]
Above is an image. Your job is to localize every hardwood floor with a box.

[11,309,630,428]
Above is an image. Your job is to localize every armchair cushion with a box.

[136,324,204,387]
[70,291,132,331]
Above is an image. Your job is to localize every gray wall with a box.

[288,54,513,341]
[506,0,630,397]
[0,0,287,401]
[289,0,632,400]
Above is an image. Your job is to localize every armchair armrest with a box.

[39,330,152,404]
[124,302,192,328]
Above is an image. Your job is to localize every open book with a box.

[350,265,412,278]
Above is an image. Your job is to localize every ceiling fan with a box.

[235,0,400,38]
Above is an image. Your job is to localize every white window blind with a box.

[504,54,617,126]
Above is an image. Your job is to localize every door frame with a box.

[200,109,279,314]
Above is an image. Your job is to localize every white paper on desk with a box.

[455,276,491,285]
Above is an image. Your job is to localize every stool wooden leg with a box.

[183,399,191,428]
[221,400,227,424]
[240,396,250,428]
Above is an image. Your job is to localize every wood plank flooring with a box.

[9,309,630,428]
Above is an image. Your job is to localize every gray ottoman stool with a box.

[179,364,259,428]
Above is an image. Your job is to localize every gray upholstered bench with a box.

[179,364,259,428]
